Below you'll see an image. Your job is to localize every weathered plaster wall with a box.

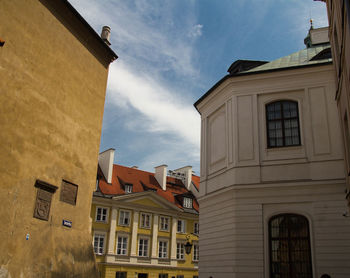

[0,0,110,277]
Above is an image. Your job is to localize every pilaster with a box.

[107,207,118,254]
[151,214,159,263]
[170,216,177,266]
[130,210,139,263]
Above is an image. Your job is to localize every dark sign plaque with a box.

[62,219,72,228]
[60,180,78,205]
[33,180,57,221]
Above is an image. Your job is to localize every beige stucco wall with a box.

[199,65,344,193]
[0,1,111,277]
[197,65,350,277]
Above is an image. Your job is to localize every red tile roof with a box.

[98,164,199,212]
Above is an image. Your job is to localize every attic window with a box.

[183,197,193,208]
[125,184,133,193]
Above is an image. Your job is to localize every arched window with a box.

[269,214,313,278]
[266,100,301,148]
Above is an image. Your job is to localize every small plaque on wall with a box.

[33,180,57,221]
[60,180,78,206]
[62,219,72,228]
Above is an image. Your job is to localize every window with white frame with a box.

[194,222,199,235]
[176,242,185,260]
[193,244,199,261]
[140,212,151,229]
[93,232,106,255]
[125,184,133,193]
[177,219,186,233]
[158,240,168,258]
[116,235,128,255]
[159,216,170,231]
[118,210,130,226]
[183,197,193,208]
[95,207,108,223]
[138,238,149,257]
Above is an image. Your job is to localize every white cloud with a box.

[69,0,202,171]
[108,61,200,148]
[188,24,203,38]
[285,1,328,38]
[70,0,200,78]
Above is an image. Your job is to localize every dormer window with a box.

[125,184,133,193]
[183,197,193,208]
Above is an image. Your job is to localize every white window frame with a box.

[125,184,133,193]
[95,206,109,223]
[177,219,186,233]
[138,237,149,257]
[118,210,131,226]
[116,234,129,256]
[140,212,152,229]
[158,239,169,259]
[194,222,199,235]
[183,197,193,208]
[193,243,199,261]
[159,216,170,231]
[176,242,185,260]
[93,231,106,255]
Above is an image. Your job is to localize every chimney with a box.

[101,26,111,46]
[155,164,168,191]
[98,148,115,184]
[174,166,192,190]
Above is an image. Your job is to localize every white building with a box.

[194,27,350,278]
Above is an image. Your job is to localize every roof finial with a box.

[310,18,314,30]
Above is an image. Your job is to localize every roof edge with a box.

[63,0,118,60]
[194,61,332,111]
[40,0,118,65]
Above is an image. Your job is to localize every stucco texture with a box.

[0,0,111,277]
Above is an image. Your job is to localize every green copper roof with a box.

[244,45,331,73]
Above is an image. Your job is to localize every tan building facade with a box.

[322,0,350,210]
[195,28,350,278]
[0,1,117,277]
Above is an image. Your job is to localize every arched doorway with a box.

[269,214,313,278]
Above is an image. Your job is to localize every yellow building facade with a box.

[0,1,117,277]
[92,150,199,278]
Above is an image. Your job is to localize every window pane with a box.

[274,103,281,119]
[291,119,298,128]
[276,138,283,147]
[269,121,276,130]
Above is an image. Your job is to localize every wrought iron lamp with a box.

[184,234,193,254]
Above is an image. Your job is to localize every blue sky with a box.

[69,0,328,174]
